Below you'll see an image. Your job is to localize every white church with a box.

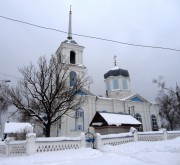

[0,9,161,138]
[54,9,160,137]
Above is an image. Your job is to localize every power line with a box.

[0,72,20,79]
[0,15,180,52]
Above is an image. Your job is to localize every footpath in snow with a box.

[0,137,180,165]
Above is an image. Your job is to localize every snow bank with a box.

[0,137,180,165]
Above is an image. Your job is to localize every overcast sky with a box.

[0,0,180,102]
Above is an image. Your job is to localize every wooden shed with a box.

[90,112,142,135]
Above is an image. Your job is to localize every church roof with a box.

[104,66,129,79]
[121,93,149,103]
[62,39,78,45]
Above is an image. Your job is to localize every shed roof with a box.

[90,112,141,127]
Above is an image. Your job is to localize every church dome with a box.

[104,66,129,79]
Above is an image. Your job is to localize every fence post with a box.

[4,137,13,156]
[80,132,86,147]
[95,133,101,150]
[5,141,9,156]
[130,127,138,142]
[163,129,167,140]
[26,133,36,156]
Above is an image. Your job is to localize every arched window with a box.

[70,71,77,86]
[70,51,76,64]
[135,113,143,132]
[151,115,158,131]
[75,109,84,131]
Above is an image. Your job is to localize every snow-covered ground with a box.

[0,137,180,165]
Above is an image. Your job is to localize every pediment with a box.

[124,93,149,103]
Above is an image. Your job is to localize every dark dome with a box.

[104,67,129,79]
[62,40,78,45]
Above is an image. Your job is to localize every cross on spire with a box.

[67,5,72,40]
[113,55,117,66]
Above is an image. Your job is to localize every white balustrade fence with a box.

[0,130,180,156]
[0,133,86,156]
[95,129,180,150]
[167,131,180,139]
[137,131,164,141]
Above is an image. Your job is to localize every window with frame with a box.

[77,125,82,131]
[151,115,158,131]
[75,109,84,131]
[135,113,143,132]
[113,79,119,89]
[122,79,128,90]
[76,111,83,118]
[70,71,77,86]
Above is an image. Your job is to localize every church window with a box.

[113,79,119,89]
[70,51,76,64]
[76,111,83,118]
[75,109,84,131]
[70,71,77,86]
[77,125,82,131]
[135,113,143,132]
[151,115,158,131]
[106,82,110,91]
[122,79,128,90]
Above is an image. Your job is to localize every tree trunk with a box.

[170,121,174,131]
[45,124,51,137]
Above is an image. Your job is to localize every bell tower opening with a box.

[70,51,76,64]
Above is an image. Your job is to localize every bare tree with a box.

[154,77,180,130]
[0,82,10,112]
[3,54,91,137]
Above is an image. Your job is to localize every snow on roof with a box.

[110,66,119,70]
[99,112,141,126]
[119,93,149,102]
[4,122,33,134]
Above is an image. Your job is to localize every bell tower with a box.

[56,6,86,78]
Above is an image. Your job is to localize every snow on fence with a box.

[137,131,164,141]
[0,133,86,156]
[0,130,180,156]
[36,136,85,153]
[99,132,134,146]
[167,131,180,140]
[0,140,26,156]
[95,129,180,150]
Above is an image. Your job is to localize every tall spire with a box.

[67,5,72,40]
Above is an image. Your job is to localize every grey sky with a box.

[0,0,180,102]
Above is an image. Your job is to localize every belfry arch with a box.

[70,51,76,64]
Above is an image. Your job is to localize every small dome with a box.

[62,40,78,45]
[104,66,129,79]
